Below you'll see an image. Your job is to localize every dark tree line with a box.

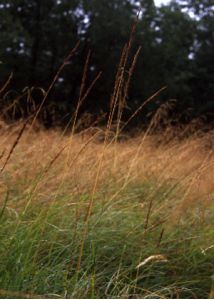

[0,0,213,129]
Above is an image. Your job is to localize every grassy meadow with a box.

[0,123,213,298]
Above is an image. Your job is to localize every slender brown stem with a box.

[29,42,80,130]
[0,120,28,173]
[0,72,13,95]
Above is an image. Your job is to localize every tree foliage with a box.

[0,0,213,128]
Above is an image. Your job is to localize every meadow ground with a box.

[0,124,213,298]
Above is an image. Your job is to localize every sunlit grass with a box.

[0,127,213,298]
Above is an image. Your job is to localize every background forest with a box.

[0,0,213,129]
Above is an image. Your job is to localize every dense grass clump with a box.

[0,128,213,298]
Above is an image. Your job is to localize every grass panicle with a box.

[0,21,213,299]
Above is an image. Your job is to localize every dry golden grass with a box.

[0,122,213,298]
[0,123,213,214]
[0,23,213,298]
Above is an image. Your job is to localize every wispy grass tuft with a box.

[0,127,213,298]
[0,21,213,298]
